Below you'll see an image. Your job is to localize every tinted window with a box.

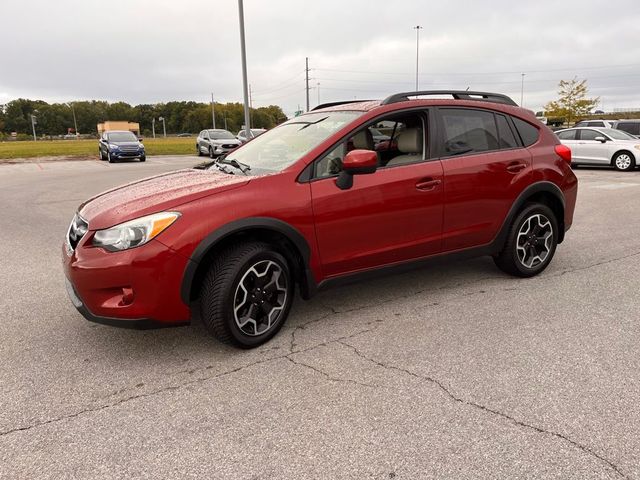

[557,130,577,140]
[618,123,640,135]
[107,132,137,142]
[440,109,499,155]
[209,130,236,140]
[512,117,539,146]
[579,129,602,141]
[496,114,519,149]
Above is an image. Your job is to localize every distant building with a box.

[97,121,140,136]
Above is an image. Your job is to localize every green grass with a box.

[0,137,196,160]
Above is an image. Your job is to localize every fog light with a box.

[120,287,135,306]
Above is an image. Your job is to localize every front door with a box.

[310,111,444,278]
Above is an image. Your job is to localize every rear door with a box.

[437,108,533,251]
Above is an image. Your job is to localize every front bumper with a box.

[110,149,145,159]
[62,237,191,328]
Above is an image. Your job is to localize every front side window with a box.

[579,129,602,141]
[313,111,426,179]
[440,108,499,155]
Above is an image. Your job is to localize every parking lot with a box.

[1,156,639,479]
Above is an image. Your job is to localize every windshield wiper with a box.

[287,116,329,131]
[217,156,251,175]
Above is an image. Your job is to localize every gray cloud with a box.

[2,0,639,116]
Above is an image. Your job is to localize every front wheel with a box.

[199,242,294,348]
[208,147,215,159]
[107,152,115,163]
[139,154,146,162]
[613,152,635,171]
[196,144,203,156]
[494,204,558,278]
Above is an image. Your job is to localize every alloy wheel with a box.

[233,260,288,336]
[615,154,632,170]
[516,214,554,269]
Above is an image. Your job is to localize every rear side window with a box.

[440,109,499,155]
[557,130,577,140]
[589,121,605,127]
[512,117,539,146]
[496,114,519,149]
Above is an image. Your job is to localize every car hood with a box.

[110,141,142,147]
[211,139,241,145]
[78,169,250,230]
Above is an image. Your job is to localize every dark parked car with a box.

[237,128,267,144]
[196,129,241,158]
[98,130,145,163]
[65,90,577,348]
[612,120,640,138]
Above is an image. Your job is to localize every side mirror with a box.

[594,136,607,143]
[336,149,377,190]
[138,137,143,142]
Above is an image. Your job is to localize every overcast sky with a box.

[2,0,640,116]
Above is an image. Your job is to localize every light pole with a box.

[152,118,156,138]
[66,102,79,137]
[238,0,251,141]
[211,93,216,129]
[317,82,320,105]
[31,114,37,141]
[158,116,166,138]
[413,25,423,91]
[520,73,525,107]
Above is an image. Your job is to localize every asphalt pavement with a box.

[1,156,639,479]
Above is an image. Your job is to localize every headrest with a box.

[352,129,374,150]
[397,128,422,154]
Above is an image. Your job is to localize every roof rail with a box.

[381,90,518,107]
[311,100,374,111]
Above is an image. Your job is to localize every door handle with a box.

[415,179,442,191]
[506,162,527,173]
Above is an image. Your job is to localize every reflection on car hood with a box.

[78,168,249,229]
[211,139,241,145]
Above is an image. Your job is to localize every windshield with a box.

[209,130,236,140]
[251,129,266,136]
[600,128,637,140]
[221,111,362,173]
[108,132,137,142]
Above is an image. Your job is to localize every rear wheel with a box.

[494,204,558,278]
[98,149,104,160]
[199,242,294,348]
[613,151,635,171]
[196,144,203,156]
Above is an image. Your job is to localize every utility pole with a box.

[305,57,310,112]
[152,118,156,138]
[238,0,251,140]
[223,110,228,130]
[158,117,166,138]
[520,73,525,107]
[66,102,79,137]
[413,26,423,91]
[211,93,216,129]
[249,83,253,125]
[31,114,37,141]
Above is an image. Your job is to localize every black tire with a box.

[612,151,635,172]
[199,241,294,348]
[196,144,203,156]
[98,149,104,160]
[493,203,558,278]
[107,152,115,163]
[209,146,215,159]
[139,155,146,162]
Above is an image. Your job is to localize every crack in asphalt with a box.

[285,356,379,389]
[0,327,378,438]
[337,340,629,480]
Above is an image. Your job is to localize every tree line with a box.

[0,99,288,139]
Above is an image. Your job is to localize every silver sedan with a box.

[556,127,640,171]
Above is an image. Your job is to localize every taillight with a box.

[555,144,572,164]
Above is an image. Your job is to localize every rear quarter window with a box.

[512,117,540,147]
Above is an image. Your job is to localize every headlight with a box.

[93,212,180,252]
[109,144,120,150]
[634,145,640,150]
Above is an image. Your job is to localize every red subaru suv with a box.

[63,91,577,348]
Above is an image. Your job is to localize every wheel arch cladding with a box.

[181,217,316,305]
[496,182,566,249]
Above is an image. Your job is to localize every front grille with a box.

[120,146,139,153]
[222,144,238,149]
[67,213,88,253]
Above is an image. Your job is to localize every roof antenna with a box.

[465,86,470,91]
